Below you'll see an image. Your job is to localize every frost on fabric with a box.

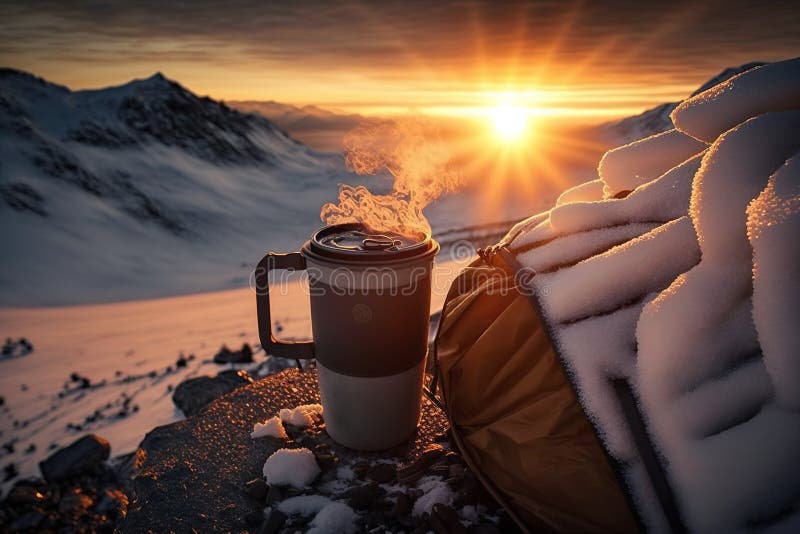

[672,57,800,143]
[262,448,320,488]
[412,476,455,517]
[598,129,706,196]
[516,223,658,274]
[690,110,800,262]
[279,403,323,427]
[747,154,800,409]
[550,152,702,235]
[534,217,700,324]
[636,108,800,530]
[251,416,288,439]
[555,178,605,205]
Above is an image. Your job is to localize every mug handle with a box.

[255,252,315,359]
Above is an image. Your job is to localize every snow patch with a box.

[262,448,320,488]
[251,416,288,439]
[412,476,455,517]
[279,403,323,427]
[307,502,359,534]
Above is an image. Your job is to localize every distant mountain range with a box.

[0,68,361,305]
[229,101,365,152]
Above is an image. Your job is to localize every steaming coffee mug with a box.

[255,222,439,450]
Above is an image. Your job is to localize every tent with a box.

[433,58,800,533]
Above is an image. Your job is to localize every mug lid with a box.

[308,223,433,262]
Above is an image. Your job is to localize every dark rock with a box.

[94,488,129,519]
[244,478,268,501]
[431,503,468,534]
[342,482,385,510]
[8,510,46,531]
[352,461,370,479]
[468,523,503,534]
[175,355,188,368]
[259,508,287,534]
[59,490,94,514]
[314,452,336,472]
[39,434,110,483]
[4,462,19,482]
[265,484,283,504]
[244,509,264,526]
[397,443,445,484]
[6,483,46,505]
[367,462,396,484]
[172,369,253,417]
[212,343,253,364]
[391,493,412,517]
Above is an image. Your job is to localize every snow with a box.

[279,403,323,428]
[690,110,800,262]
[307,501,359,534]
[747,154,800,409]
[555,178,605,205]
[672,58,800,143]
[412,476,455,517]
[262,447,321,489]
[533,217,700,323]
[550,151,702,235]
[277,495,333,516]
[598,129,706,195]
[251,416,288,439]
[505,57,800,531]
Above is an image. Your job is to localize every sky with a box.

[1,0,798,119]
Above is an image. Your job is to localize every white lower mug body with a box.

[317,356,427,450]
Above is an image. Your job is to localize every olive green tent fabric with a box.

[435,259,638,533]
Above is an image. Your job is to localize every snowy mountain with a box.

[0,69,359,306]
[601,62,764,143]
[229,100,365,152]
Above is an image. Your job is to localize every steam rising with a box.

[320,118,460,236]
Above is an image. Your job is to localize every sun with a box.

[490,105,528,142]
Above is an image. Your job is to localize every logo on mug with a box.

[351,303,373,324]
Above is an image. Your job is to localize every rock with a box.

[245,478,268,501]
[397,443,445,484]
[59,490,94,514]
[367,462,396,484]
[39,434,110,483]
[6,483,46,505]
[265,484,283,504]
[244,509,264,526]
[391,493,412,517]
[259,508,287,534]
[468,524,503,534]
[94,488,129,519]
[431,503,468,534]
[352,461,370,479]
[9,510,46,531]
[342,482,385,510]
[172,370,253,417]
[213,343,253,364]
[3,462,18,482]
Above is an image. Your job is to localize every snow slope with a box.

[0,257,469,494]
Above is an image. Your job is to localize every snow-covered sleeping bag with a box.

[434,57,800,533]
